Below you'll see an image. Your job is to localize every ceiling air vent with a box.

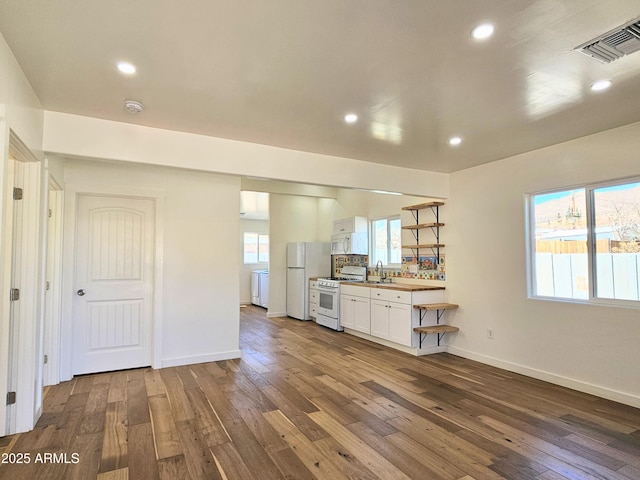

[576,17,640,63]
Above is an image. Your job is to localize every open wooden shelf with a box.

[413,325,459,335]
[402,201,445,211]
[401,243,445,249]
[401,223,445,230]
[413,303,458,311]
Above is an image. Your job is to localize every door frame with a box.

[60,183,165,381]
[0,128,44,435]
[43,176,64,386]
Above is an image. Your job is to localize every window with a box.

[370,216,402,266]
[529,179,640,304]
[244,233,269,264]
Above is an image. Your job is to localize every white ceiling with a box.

[1,1,640,173]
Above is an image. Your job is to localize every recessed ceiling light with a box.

[472,23,495,40]
[344,113,358,124]
[590,80,612,92]
[449,136,463,146]
[117,62,136,75]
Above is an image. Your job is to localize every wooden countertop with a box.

[341,282,445,292]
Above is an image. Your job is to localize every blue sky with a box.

[534,182,639,205]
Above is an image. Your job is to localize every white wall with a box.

[240,218,269,304]
[268,194,327,317]
[62,159,241,370]
[447,121,640,407]
[0,32,45,434]
[43,111,449,199]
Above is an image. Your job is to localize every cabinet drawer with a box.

[370,288,411,304]
[309,290,318,303]
[310,304,317,317]
[341,284,370,297]
[310,280,318,289]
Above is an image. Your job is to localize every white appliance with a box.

[330,232,368,255]
[251,270,269,308]
[316,266,366,331]
[286,242,330,320]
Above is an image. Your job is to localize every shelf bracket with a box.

[417,307,447,348]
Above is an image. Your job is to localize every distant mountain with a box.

[534,185,640,240]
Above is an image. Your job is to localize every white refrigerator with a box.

[286,242,330,320]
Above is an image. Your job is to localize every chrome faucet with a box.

[375,260,386,283]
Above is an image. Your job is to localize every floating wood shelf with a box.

[413,303,459,311]
[401,223,445,230]
[402,201,445,211]
[414,302,459,348]
[413,325,459,335]
[401,244,445,249]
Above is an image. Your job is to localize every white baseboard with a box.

[266,311,287,318]
[447,346,640,408]
[161,350,241,369]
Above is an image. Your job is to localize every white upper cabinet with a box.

[333,216,368,234]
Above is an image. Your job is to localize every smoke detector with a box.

[123,100,144,114]
[576,16,640,63]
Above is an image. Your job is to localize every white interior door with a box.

[72,194,155,375]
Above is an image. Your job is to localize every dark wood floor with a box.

[1,305,640,479]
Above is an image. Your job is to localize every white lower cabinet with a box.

[353,297,371,333]
[370,299,390,338]
[388,301,412,346]
[309,280,318,318]
[371,299,412,346]
[340,285,371,333]
[340,284,446,351]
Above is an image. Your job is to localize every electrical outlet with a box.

[487,328,494,339]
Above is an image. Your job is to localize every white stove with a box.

[316,266,366,331]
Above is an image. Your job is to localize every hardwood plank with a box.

[148,394,182,460]
[66,432,103,480]
[107,372,128,404]
[161,374,195,422]
[238,406,291,455]
[126,370,151,426]
[97,467,129,480]
[157,454,190,480]
[224,416,286,479]
[210,442,260,480]
[175,419,224,480]
[184,382,232,447]
[263,409,352,480]
[144,369,166,397]
[99,401,128,473]
[386,431,468,480]
[128,423,159,480]
[268,447,316,480]
[347,421,444,480]
[307,410,413,480]
[79,381,109,435]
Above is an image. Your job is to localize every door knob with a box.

[77,289,86,296]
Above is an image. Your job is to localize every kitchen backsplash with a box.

[334,255,445,281]
[333,255,367,277]
[366,255,446,281]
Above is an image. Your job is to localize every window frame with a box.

[370,215,402,267]
[243,232,269,264]
[527,176,640,308]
